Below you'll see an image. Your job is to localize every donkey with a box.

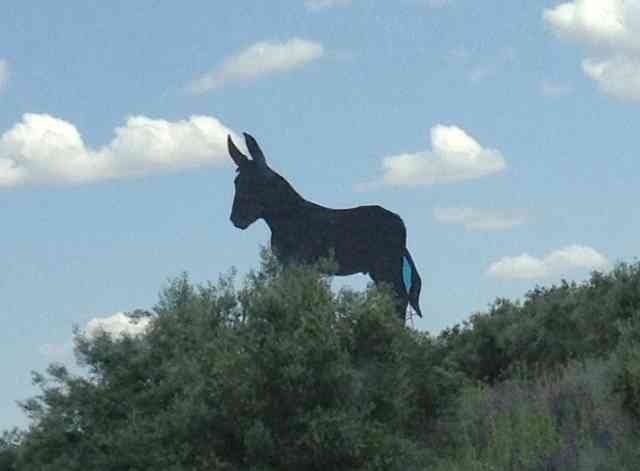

[227,133,422,322]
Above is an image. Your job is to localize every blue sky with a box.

[2,0,639,430]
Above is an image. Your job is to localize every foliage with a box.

[439,262,640,383]
[612,314,640,419]
[434,359,640,470]
[6,251,456,470]
[0,430,21,471]
[4,256,640,469]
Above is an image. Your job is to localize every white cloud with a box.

[39,312,151,364]
[434,207,528,231]
[85,312,151,340]
[0,113,234,188]
[543,0,628,45]
[362,125,505,188]
[305,0,351,11]
[544,0,640,101]
[187,38,324,93]
[582,54,640,100]
[487,244,609,280]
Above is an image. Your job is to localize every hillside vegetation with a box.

[2,251,640,470]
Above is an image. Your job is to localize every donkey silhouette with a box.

[228,133,422,322]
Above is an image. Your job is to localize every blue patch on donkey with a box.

[402,256,412,294]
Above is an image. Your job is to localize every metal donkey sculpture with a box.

[227,133,422,322]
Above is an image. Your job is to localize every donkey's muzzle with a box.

[230,216,250,230]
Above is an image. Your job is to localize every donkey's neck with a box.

[261,181,318,232]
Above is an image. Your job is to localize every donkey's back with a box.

[315,204,407,276]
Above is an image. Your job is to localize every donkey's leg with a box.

[370,257,409,323]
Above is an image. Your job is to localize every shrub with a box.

[612,313,640,419]
[10,251,458,470]
[434,359,639,470]
[440,262,640,383]
[7,255,640,469]
[0,430,21,471]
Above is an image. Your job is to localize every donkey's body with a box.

[266,200,400,273]
[227,133,422,322]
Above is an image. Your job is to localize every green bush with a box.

[440,262,640,383]
[0,430,21,471]
[613,314,640,419]
[5,256,640,469]
[9,251,456,470]
[435,359,639,470]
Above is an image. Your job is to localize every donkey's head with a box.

[228,133,293,229]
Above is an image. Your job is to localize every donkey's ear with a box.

[227,135,249,167]
[243,133,268,169]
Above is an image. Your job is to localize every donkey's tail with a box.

[402,248,422,318]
